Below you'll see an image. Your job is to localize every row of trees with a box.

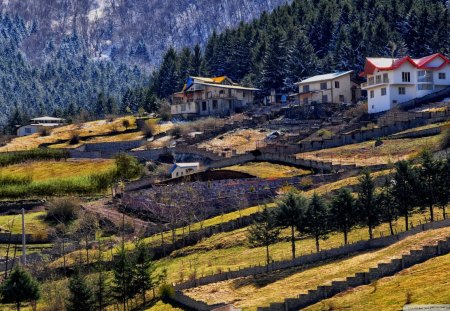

[248,152,450,265]
[154,0,450,97]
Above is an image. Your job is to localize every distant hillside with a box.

[0,0,290,70]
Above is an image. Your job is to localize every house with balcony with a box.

[360,53,450,114]
[17,116,65,137]
[171,76,259,118]
[291,70,361,105]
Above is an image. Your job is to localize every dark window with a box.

[398,87,405,95]
[335,81,340,88]
[402,72,410,82]
[439,72,446,79]
[381,88,387,96]
[320,82,327,90]
[339,95,345,102]
[303,85,310,92]
[370,90,374,98]
[322,95,328,103]
[202,102,207,111]
[212,100,218,109]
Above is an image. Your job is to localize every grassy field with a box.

[0,116,137,151]
[297,133,444,166]
[184,226,450,310]
[0,159,115,181]
[221,162,311,178]
[0,211,48,236]
[305,252,450,311]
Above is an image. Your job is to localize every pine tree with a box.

[247,207,281,266]
[260,28,287,93]
[191,44,203,76]
[330,188,357,245]
[0,266,40,311]
[418,150,439,221]
[113,247,135,311]
[66,269,95,311]
[132,240,155,305]
[275,190,308,259]
[392,161,418,231]
[301,193,330,252]
[177,47,193,89]
[357,170,380,239]
[155,47,179,98]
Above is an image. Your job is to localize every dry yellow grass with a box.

[199,129,269,155]
[221,162,311,178]
[184,226,450,310]
[297,134,443,166]
[305,252,450,311]
[0,211,48,236]
[0,116,136,151]
[0,159,115,181]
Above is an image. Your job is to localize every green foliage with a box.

[302,193,331,252]
[417,150,440,221]
[112,247,135,308]
[0,266,40,311]
[357,170,380,239]
[114,153,143,181]
[392,161,418,230]
[158,283,175,300]
[0,148,69,167]
[247,207,281,265]
[66,269,95,311]
[330,188,357,245]
[45,197,79,224]
[132,239,155,304]
[0,175,32,187]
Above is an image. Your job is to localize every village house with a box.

[171,76,259,118]
[361,53,450,114]
[291,70,361,105]
[16,116,65,137]
[169,162,200,179]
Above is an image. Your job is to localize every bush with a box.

[39,128,51,137]
[45,197,79,224]
[69,131,80,145]
[158,283,174,300]
[317,129,332,139]
[122,119,130,129]
[114,153,143,180]
[142,123,154,139]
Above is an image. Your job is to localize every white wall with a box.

[17,125,41,137]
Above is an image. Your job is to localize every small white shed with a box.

[169,162,200,179]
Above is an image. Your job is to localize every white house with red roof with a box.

[360,53,450,113]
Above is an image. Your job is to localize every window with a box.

[334,81,340,88]
[303,97,309,105]
[322,95,328,103]
[417,70,433,83]
[383,73,389,83]
[381,88,387,96]
[376,75,381,84]
[202,102,207,111]
[402,72,411,82]
[339,95,345,102]
[398,87,406,95]
[417,84,433,91]
[370,90,374,98]
[181,104,186,111]
[25,127,32,134]
[320,82,327,90]
[212,100,218,109]
[243,92,246,98]
[368,77,374,85]
[439,72,446,79]
[303,85,310,93]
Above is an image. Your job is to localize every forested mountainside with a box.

[153,0,450,98]
[0,0,290,69]
[0,14,145,130]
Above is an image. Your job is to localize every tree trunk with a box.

[389,220,394,236]
[429,203,434,222]
[290,225,296,259]
[343,230,348,245]
[17,302,20,311]
[405,213,409,231]
[265,244,270,266]
[368,225,373,239]
[315,235,320,252]
[142,288,146,306]
[443,205,447,220]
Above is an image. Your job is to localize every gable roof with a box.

[31,116,64,121]
[296,71,353,84]
[169,162,200,174]
[361,53,450,76]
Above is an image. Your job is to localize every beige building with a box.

[169,162,200,179]
[292,71,361,105]
[17,116,65,137]
[171,76,259,118]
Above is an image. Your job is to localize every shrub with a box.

[114,153,143,180]
[122,119,130,129]
[45,197,79,224]
[68,131,80,145]
[317,129,332,139]
[158,283,174,300]
[141,123,154,139]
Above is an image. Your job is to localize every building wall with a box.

[17,125,41,136]
[171,166,199,179]
[297,74,358,104]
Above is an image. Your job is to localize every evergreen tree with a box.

[113,247,135,311]
[357,170,380,239]
[392,161,418,231]
[132,240,155,305]
[330,188,357,245]
[275,190,308,259]
[0,266,40,311]
[66,269,95,311]
[417,150,439,221]
[302,193,330,252]
[191,44,203,76]
[260,28,287,93]
[377,176,397,236]
[177,47,193,89]
[436,156,450,219]
[155,47,179,98]
[247,207,281,266]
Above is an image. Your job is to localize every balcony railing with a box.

[361,77,389,88]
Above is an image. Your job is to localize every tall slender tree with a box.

[302,193,330,252]
[357,170,379,239]
[392,161,418,231]
[66,268,95,311]
[330,188,357,245]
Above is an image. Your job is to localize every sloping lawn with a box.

[222,162,311,178]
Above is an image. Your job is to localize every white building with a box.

[169,162,200,179]
[17,116,65,137]
[361,53,450,114]
[292,70,361,105]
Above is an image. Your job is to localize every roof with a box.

[296,71,353,84]
[361,53,450,76]
[191,76,229,84]
[30,116,64,121]
[169,162,200,174]
[193,82,260,91]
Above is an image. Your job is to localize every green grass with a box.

[221,162,311,178]
[304,251,450,311]
[0,211,49,236]
[183,226,450,310]
[0,148,69,167]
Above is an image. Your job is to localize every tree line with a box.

[248,151,450,265]
[153,0,449,98]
